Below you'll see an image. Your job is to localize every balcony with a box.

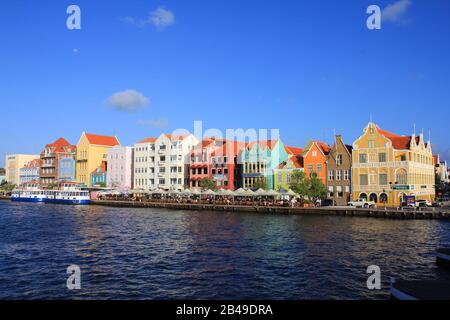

[41,163,55,168]
[242,172,264,178]
[158,161,166,166]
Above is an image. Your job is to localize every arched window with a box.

[380,193,388,203]
[360,193,368,201]
[370,193,378,203]
[396,169,408,185]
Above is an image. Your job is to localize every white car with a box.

[348,199,377,208]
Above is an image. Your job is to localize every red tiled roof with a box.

[316,141,331,155]
[165,134,190,141]
[285,146,303,156]
[278,155,303,169]
[246,140,278,151]
[23,159,41,168]
[376,127,419,150]
[85,133,120,146]
[45,137,76,153]
[138,137,157,144]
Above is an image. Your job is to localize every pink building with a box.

[106,146,134,190]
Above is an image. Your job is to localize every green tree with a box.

[289,170,308,196]
[200,178,217,191]
[308,175,327,200]
[254,177,268,190]
[0,182,16,192]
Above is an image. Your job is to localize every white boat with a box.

[11,183,47,203]
[45,183,90,205]
[11,182,90,205]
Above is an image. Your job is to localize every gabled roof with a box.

[137,137,157,144]
[211,141,246,157]
[375,126,425,150]
[278,155,303,169]
[304,141,331,157]
[246,140,278,151]
[285,146,303,156]
[164,133,191,141]
[85,133,120,146]
[44,138,76,153]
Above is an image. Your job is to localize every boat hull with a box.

[46,199,90,205]
[11,197,46,203]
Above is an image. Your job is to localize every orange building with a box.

[302,141,331,185]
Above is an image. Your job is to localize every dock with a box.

[89,200,450,220]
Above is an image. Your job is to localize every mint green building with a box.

[239,140,289,190]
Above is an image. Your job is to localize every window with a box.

[359,154,367,163]
[343,170,349,180]
[308,164,313,172]
[368,140,375,148]
[328,170,334,181]
[336,170,342,181]
[400,155,407,161]
[278,173,282,183]
[379,174,388,185]
[396,170,407,185]
[317,164,322,172]
[337,186,343,198]
[336,154,343,166]
[312,151,317,157]
[360,174,368,185]
[379,153,387,162]
[328,186,334,197]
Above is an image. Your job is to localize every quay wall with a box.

[90,200,450,220]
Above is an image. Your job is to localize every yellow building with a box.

[76,132,120,187]
[352,122,435,207]
[5,154,40,185]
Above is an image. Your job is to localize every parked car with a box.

[348,199,377,208]
[321,199,336,207]
[416,200,432,208]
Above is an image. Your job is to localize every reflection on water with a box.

[0,201,449,299]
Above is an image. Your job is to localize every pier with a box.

[89,200,450,219]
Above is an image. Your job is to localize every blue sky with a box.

[1,0,450,167]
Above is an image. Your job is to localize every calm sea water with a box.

[0,200,449,300]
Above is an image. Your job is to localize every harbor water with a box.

[1,200,449,299]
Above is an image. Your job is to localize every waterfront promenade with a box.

[90,199,450,220]
[2,196,449,219]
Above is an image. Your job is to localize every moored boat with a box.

[11,183,47,203]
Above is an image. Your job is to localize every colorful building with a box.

[40,138,77,186]
[240,140,289,190]
[91,161,107,187]
[190,138,245,190]
[302,141,331,186]
[0,168,5,184]
[106,146,134,190]
[134,133,199,190]
[76,132,120,187]
[5,154,40,185]
[352,122,435,206]
[326,135,353,206]
[273,146,303,192]
[58,157,76,182]
[19,159,41,184]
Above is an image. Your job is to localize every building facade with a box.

[58,157,76,182]
[5,154,40,185]
[273,146,304,192]
[434,154,449,184]
[326,135,353,206]
[134,133,199,190]
[106,146,134,190]
[76,132,120,187]
[91,161,107,187]
[0,168,5,184]
[189,138,245,190]
[352,122,435,206]
[240,140,289,190]
[19,159,41,184]
[40,138,77,186]
[302,141,331,186]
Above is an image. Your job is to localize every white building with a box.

[106,146,134,190]
[5,154,40,185]
[133,133,199,190]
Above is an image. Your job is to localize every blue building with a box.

[91,161,107,187]
[58,157,76,182]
